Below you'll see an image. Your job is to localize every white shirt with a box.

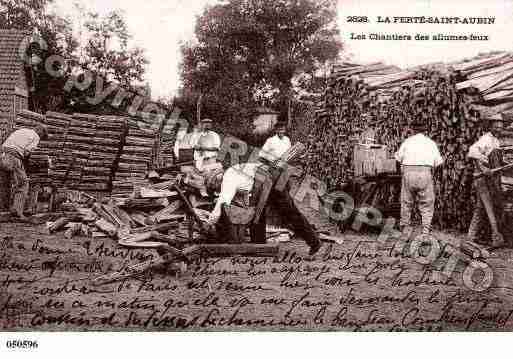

[2,128,40,158]
[209,163,260,223]
[173,128,188,159]
[468,132,500,163]
[395,133,443,167]
[259,135,291,162]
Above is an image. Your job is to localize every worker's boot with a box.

[10,192,29,222]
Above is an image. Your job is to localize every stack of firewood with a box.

[112,119,156,194]
[58,113,124,192]
[157,118,178,168]
[304,53,513,231]
[9,110,179,198]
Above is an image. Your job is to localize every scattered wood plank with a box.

[148,200,182,224]
[121,198,169,210]
[47,217,69,233]
[94,219,117,237]
[137,187,178,199]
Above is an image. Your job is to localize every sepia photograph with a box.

[2,0,513,352]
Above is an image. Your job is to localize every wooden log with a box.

[93,203,119,227]
[131,221,180,234]
[47,217,69,233]
[137,187,178,199]
[120,197,169,210]
[109,205,136,228]
[147,200,182,224]
[183,244,279,260]
[91,251,183,286]
[459,240,490,259]
[64,222,83,239]
[94,218,117,237]
[118,231,187,248]
[128,211,149,227]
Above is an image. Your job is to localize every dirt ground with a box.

[2,204,513,332]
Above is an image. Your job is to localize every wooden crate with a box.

[353,144,396,177]
[178,148,194,163]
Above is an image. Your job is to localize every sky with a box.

[52,0,513,99]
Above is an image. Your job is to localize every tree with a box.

[81,10,147,87]
[0,0,79,113]
[1,1,149,114]
[180,0,342,137]
[67,8,149,114]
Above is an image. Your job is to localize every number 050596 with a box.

[6,340,39,349]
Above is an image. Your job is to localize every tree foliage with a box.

[81,10,147,86]
[0,0,79,112]
[67,8,149,114]
[180,0,342,136]
[0,0,149,114]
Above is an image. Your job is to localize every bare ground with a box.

[2,204,513,332]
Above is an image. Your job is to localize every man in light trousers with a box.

[395,120,443,235]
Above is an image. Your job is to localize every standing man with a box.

[466,114,506,248]
[259,122,291,164]
[0,125,48,221]
[193,118,221,171]
[395,120,443,235]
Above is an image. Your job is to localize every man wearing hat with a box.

[259,122,291,164]
[193,118,221,171]
[395,119,443,235]
[0,125,48,221]
[466,114,506,248]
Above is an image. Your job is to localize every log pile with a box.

[112,119,156,195]
[303,53,513,231]
[60,113,124,192]
[157,118,178,168]
[8,110,179,196]
[44,181,184,240]
[44,179,297,281]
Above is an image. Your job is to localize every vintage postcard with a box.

[1,0,513,349]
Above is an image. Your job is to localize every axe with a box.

[474,163,513,179]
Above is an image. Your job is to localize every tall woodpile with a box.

[112,119,156,195]
[9,109,178,196]
[304,52,513,231]
[157,118,179,167]
[67,114,125,192]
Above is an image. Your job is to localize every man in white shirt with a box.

[395,120,443,235]
[205,160,321,255]
[0,125,48,220]
[193,118,221,171]
[259,123,291,163]
[466,115,505,248]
